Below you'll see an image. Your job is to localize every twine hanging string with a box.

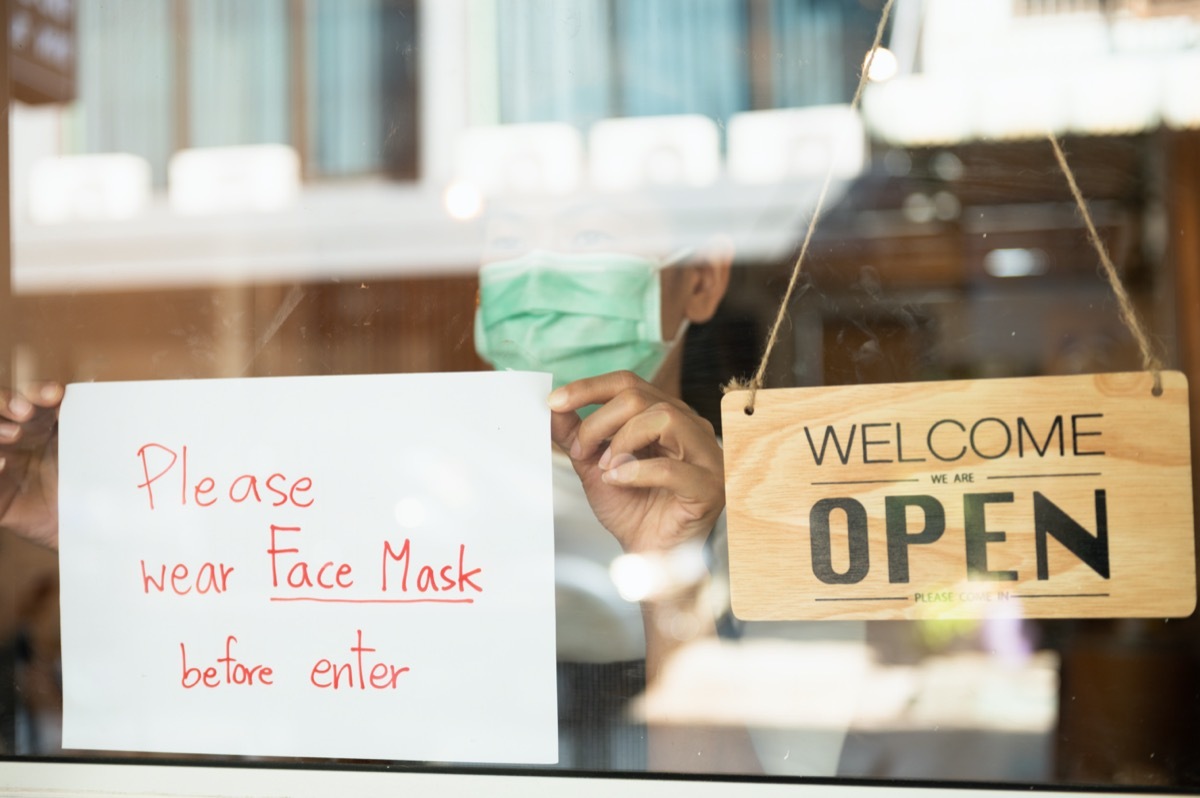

[1047,133,1164,395]
[731,0,1165,412]
[731,0,895,414]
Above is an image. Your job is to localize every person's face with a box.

[480,197,730,339]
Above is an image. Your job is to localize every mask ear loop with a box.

[654,247,697,348]
[668,318,691,346]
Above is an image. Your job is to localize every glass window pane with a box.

[187,0,291,148]
[70,0,174,183]
[307,0,384,175]
[4,0,1200,793]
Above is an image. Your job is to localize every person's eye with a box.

[487,235,524,253]
[571,229,615,249]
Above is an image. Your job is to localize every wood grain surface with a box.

[722,371,1195,620]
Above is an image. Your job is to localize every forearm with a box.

[0,383,63,551]
[0,453,60,551]
[640,579,762,774]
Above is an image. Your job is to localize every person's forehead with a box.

[483,193,680,254]
[486,195,671,230]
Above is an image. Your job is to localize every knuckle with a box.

[617,388,652,415]
[648,400,682,423]
[575,415,601,445]
[613,370,641,391]
[644,458,671,480]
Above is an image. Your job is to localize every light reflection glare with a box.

[610,544,708,602]
[168,144,300,216]
[902,192,937,224]
[633,639,1057,735]
[866,47,899,82]
[610,553,658,602]
[29,154,151,224]
[443,181,485,220]
[985,247,1050,278]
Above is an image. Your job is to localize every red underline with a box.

[269,597,475,605]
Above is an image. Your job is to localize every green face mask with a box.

[474,249,688,393]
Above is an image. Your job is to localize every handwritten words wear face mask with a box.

[474,249,690,392]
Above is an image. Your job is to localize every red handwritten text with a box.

[141,559,234,595]
[381,538,483,594]
[310,629,410,690]
[180,635,274,688]
[136,443,314,510]
[267,525,355,590]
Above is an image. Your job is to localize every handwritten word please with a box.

[136,443,314,510]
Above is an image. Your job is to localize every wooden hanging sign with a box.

[722,371,1195,621]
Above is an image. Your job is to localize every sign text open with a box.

[722,372,1195,620]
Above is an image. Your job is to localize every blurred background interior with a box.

[2,0,1200,789]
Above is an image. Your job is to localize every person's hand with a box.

[548,371,724,555]
[0,383,63,550]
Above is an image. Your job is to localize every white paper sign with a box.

[58,372,558,764]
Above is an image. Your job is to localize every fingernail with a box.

[569,439,582,459]
[598,447,612,469]
[547,388,568,410]
[41,384,62,402]
[0,423,17,441]
[603,462,635,484]
[8,395,31,417]
[0,456,6,472]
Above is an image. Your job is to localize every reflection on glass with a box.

[2,0,1199,791]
